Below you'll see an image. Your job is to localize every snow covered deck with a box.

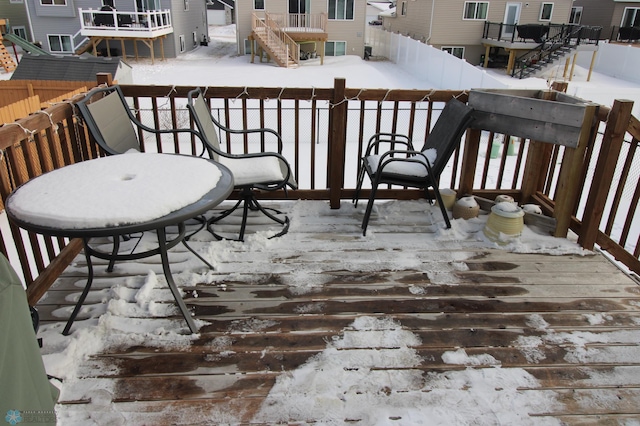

[36,200,640,424]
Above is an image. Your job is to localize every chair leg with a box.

[432,187,452,229]
[207,188,289,242]
[361,184,379,236]
[353,162,367,207]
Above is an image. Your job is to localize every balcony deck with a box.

[36,200,640,424]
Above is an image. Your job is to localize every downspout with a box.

[425,0,435,44]
[24,1,36,43]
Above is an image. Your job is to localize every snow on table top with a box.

[8,153,222,230]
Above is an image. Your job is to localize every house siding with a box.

[235,0,367,59]
[573,0,614,30]
[24,0,206,59]
[384,0,573,64]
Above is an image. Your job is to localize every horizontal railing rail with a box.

[1,77,638,307]
[79,8,172,36]
[267,13,327,32]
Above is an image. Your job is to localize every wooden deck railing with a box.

[1,76,639,307]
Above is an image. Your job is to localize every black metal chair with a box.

[186,88,297,242]
[353,98,474,236]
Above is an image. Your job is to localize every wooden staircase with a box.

[250,13,299,68]
[0,33,18,73]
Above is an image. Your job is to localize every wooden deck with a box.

[36,200,640,424]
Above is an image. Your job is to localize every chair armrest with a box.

[365,133,414,156]
[376,149,435,177]
[215,122,284,153]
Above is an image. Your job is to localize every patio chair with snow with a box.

[353,98,474,236]
[187,88,297,242]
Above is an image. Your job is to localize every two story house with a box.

[573,0,640,42]
[381,0,573,65]
[23,0,208,61]
[234,0,368,67]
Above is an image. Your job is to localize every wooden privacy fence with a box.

[0,80,96,111]
[0,77,638,307]
[0,95,41,123]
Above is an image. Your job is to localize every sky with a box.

[2,25,640,425]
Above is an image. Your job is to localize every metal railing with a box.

[483,22,601,45]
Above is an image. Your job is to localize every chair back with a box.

[76,86,141,155]
[421,98,474,176]
[187,89,222,162]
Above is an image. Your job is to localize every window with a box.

[41,0,66,4]
[442,46,464,59]
[179,35,186,53]
[325,41,346,56]
[569,7,582,25]
[137,0,161,12]
[254,0,265,10]
[184,0,189,11]
[12,26,27,40]
[463,2,488,20]
[192,32,198,48]
[48,35,72,52]
[622,7,640,27]
[401,1,407,16]
[539,3,553,21]
[328,0,354,20]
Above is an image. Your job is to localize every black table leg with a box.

[156,227,198,333]
[63,238,95,335]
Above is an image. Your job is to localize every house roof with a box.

[10,54,130,82]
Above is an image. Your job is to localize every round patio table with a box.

[5,153,234,335]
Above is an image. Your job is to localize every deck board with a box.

[37,200,640,424]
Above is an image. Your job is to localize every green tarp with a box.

[0,254,58,426]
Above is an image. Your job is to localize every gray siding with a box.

[0,0,32,41]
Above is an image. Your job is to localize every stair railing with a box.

[252,13,299,67]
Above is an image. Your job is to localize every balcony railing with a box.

[79,8,173,38]
[1,76,639,306]
[266,13,327,33]
[483,22,601,45]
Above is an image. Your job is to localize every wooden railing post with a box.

[578,99,634,249]
[96,72,113,86]
[520,90,556,204]
[458,127,481,196]
[553,102,598,238]
[328,78,347,209]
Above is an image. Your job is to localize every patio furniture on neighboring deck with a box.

[186,88,297,242]
[5,154,234,335]
[353,98,474,236]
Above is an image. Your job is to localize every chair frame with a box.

[186,88,297,242]
[354,99,474,236]
[74,84,215,268]
[75,84,205,157]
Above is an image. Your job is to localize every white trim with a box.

[463,1,489,21]
[539,2,553,22]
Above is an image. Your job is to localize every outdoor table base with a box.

[64,223,201,335]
